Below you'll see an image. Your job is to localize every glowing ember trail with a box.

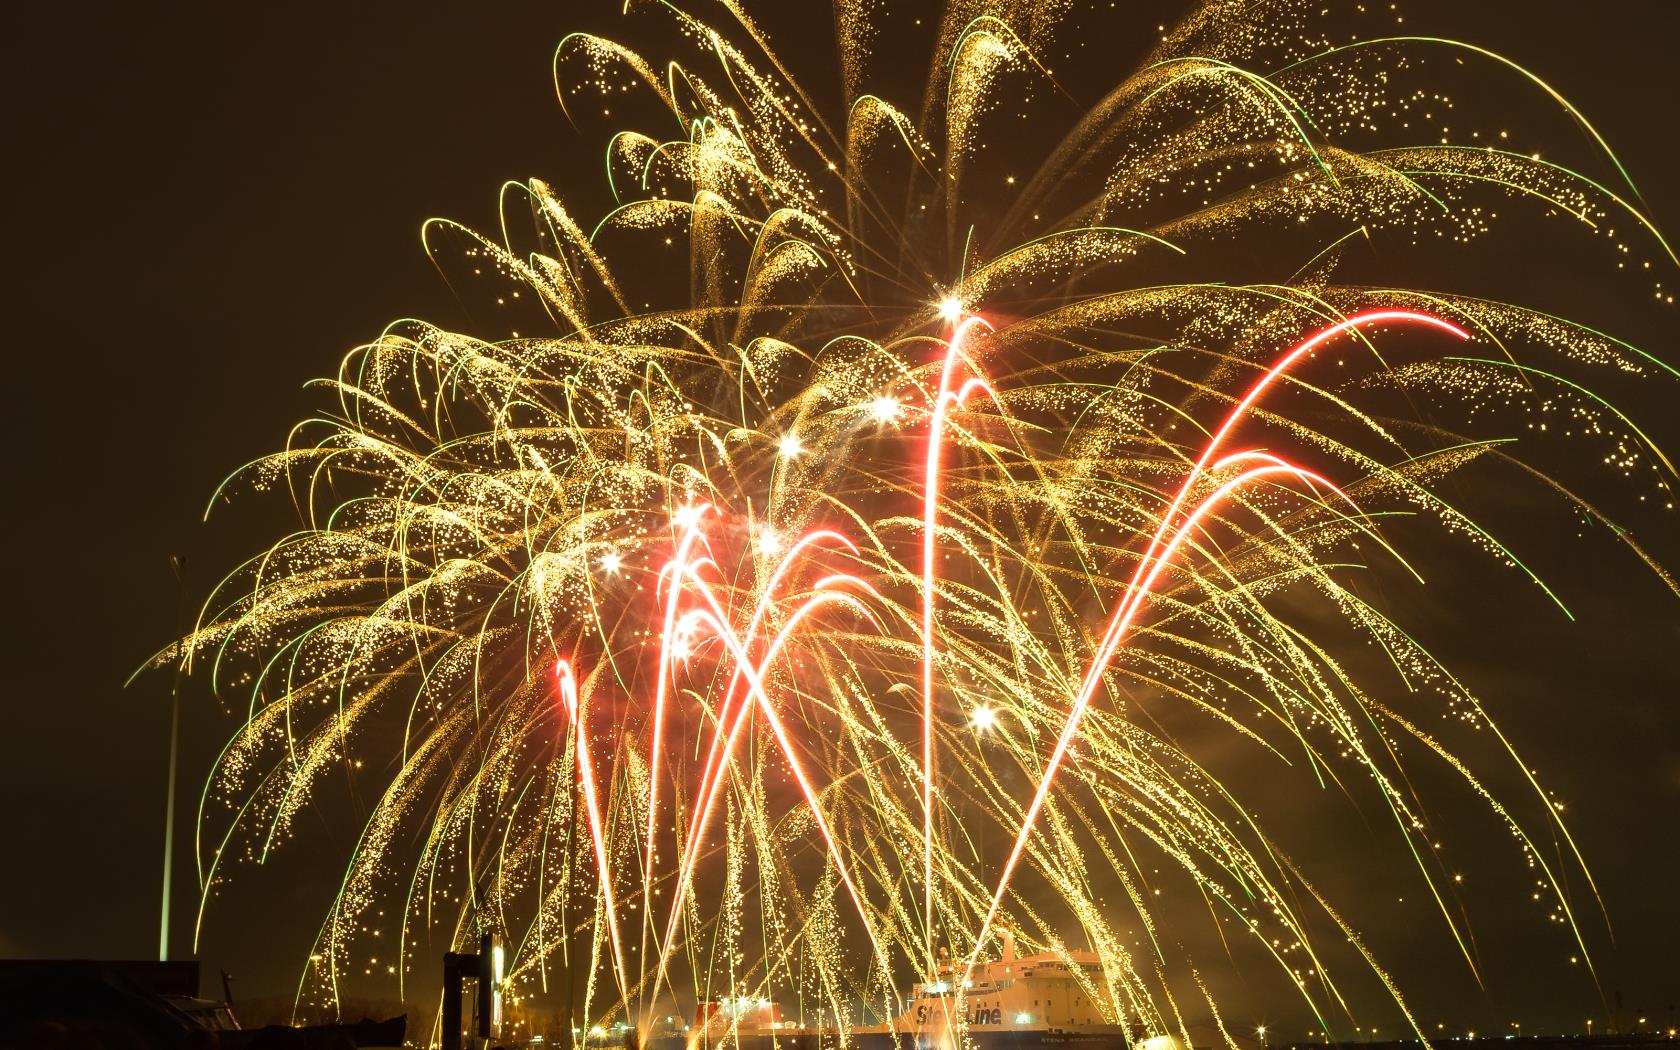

[555,660,629,1000]
[963,310,1472,980]
[921,312,993,969]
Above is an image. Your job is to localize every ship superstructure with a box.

[879,930,1127,1050]
[669,931,1130,1050]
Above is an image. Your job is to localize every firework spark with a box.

[153,0,1676,1043]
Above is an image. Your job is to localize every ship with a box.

[648,931,1132,1050]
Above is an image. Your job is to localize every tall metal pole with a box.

[159,686,181,960]
[160,554,187,962]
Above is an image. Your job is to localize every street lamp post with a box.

[159,554,187,962]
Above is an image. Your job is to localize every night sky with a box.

[4,0,1677,1038]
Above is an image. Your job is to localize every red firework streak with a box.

[552,308,1470,1016]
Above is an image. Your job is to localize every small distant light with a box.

[673,505,703,530]
[600,552,623,574]
[1015,1013,1033,1025]
[971,706,997,731]
[778,434,804,459]
[938,296,964,323]
[755,528,783,556]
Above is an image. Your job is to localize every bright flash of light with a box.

[672,504,704,531]
[970,706,997,732]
